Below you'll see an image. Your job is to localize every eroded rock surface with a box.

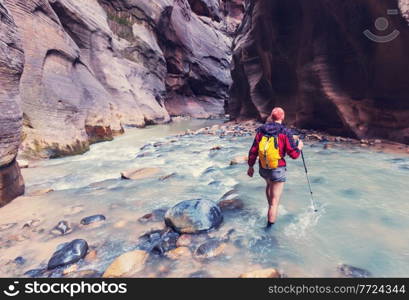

[229,0,409,143]
[0,0,243,204]
[1,0,244,160]
[0,1,25,205]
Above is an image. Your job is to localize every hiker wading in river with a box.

[247,107,304,227]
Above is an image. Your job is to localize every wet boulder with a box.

[164,199,223,233]
[80,215,106,225]
[337,264,372,278]
[137,230,180,255]
[47,239,89,270]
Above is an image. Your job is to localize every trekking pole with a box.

[300,150,318,212]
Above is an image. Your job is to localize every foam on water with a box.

[1,119,409,277]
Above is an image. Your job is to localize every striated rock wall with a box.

[2,0,243,160]
[229,0,409,143]
[0,0,243,204]
[0,0,25,204]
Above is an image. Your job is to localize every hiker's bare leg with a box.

[268,182,285,223]
[265,179,271,203]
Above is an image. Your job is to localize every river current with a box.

[1,119,409,277]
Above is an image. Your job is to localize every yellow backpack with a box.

[258,135,281,169]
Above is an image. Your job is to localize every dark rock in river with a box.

[80,215,106,225]
[14,256,26,265]
[137,230,180,255]
[47,239,89,270]
[337,264,372,278]
[164,199,223,233]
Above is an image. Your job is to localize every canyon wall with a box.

[0,0,25,204]
[0,0,244,205]
[229,0,409,143]
[3,0,243,159]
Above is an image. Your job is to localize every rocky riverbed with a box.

[1,119,409,278]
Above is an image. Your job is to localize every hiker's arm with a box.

[285,134,301,159]
[248,132,261,168]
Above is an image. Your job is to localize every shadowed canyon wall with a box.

[229,0,409,143]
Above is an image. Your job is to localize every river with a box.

[1,118,409,277]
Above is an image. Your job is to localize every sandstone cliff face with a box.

[0,0,244,205]
[0,0,24,205]
[229,0,409,143]
[2,0,243,159]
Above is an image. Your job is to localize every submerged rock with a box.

[176,234,193,247]
[47,239,89,270]
[102,250,149,278]
[121,167,160,180]
[50,221,72,236]
[218,190,244,212]
[164,199,223,233]
[337,264,372,278]
[230,156,248,165]
[239,268,281,278]
[137,230,180,255]
[217,198,244,212]
[138,208,168,224]
[80,215,106,225]
[166,247,192,260]
[194,239,227,260]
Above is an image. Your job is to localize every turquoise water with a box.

[1,119,409,277]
